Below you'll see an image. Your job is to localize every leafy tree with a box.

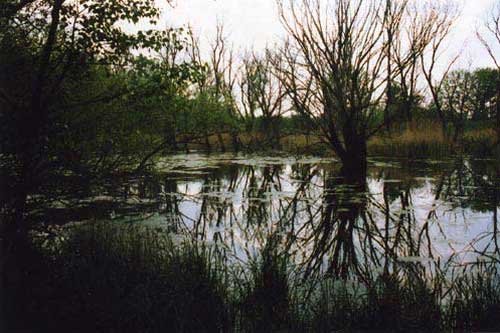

[436,68,499,142]
[440,70,475,142]
[471,68,500,121]
[0,0,198,230]
[477,3,500,144]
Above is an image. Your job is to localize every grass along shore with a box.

[184,120,498,159]
[5,222,500,332]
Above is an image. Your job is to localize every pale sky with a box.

[165,0,284,51]
[158,0,499,70]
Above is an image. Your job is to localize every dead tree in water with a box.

[275,0,454,176]
[275,0,398,176]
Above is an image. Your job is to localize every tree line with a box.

[1,0,500,229]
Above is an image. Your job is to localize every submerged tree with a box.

[275,0,448,177]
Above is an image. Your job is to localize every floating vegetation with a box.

[397,256,435,263]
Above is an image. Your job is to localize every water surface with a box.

[35,153,500,278]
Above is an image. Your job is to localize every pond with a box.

[33,153,500,279]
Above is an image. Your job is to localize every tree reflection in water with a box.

[19,154,500,280]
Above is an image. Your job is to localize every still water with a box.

[38,153,500,278]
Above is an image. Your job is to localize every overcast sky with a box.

[160,0,499,70]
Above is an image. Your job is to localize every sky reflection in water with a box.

[43,153,500,279]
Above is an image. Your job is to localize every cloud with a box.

[160,0,499,69]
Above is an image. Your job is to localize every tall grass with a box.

[304,274,440,332]
[5,222,500,332]
[8,223,232,332]
[237,235,296,332]
[447,271,500,331]
[369,120,497,158]
[369,121,453,158]
[181,120,498,159]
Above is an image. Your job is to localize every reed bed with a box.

[369,120,446,157]
[369,121,497,158]
[5,222,500,332]
[181,121,498,159]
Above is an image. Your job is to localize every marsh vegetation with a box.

[4,154,500,331]
[1,0,500,331]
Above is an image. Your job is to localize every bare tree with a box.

[189,22,239,151]
[240,51,260,126]
[210,23,239,151]
[382,0,407,130]
[210,22,237,101]
[477,3,500,144]
[419,1,459,139]
[390,1,445,124]
[276,0,387,177]
[239,49,287,149]
[275,0,441,177]
[180,23,238,102]
[186,26,209,92]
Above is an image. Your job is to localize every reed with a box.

[8,223,232,332]
[369,121,497,158]
[181,121,498,159]
[446,271,500,331]
[6,222,500,332]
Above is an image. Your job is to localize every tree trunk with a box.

[165,123,177,151]
[204,131,211,152]
[9,0,65,234]
[264,117,281,150]
[440,118,449,141]
[341,140,368,181]
[231,131,240,152]
[216,132,226,152]
[404,98,413,124]
[451,115,464,145]
[272,118,281,150]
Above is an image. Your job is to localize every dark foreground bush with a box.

[4,222,500,332]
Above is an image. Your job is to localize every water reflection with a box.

[29,154,500,278]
